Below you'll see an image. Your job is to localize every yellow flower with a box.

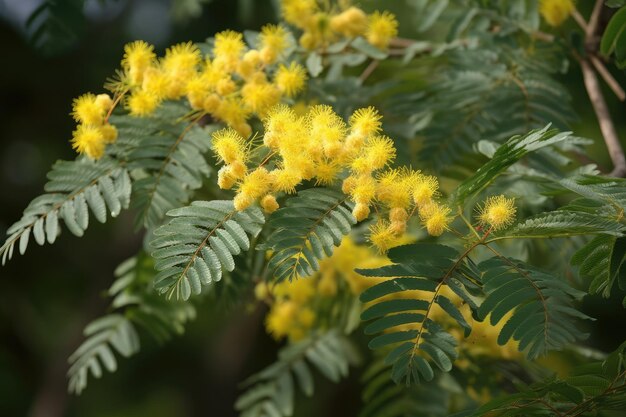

[161,42,201,99]
[213,30,246,71]
[263,104,298,148]
[413,174,439,208]
[314,159,341,185]
[239,167,272,199]
[241,81,281,116]
[349,175,377,204]
[366,11,398,49]
[297,307,316,327]
[259,24,291,64]
[234,192,255,211]
[266,301,297,339]
[71,93,106,125]
[330,6,368,37]
[376,168,418,209]
[141,67,170,100]
[352,202,370,222]
[261,194,280,213]
[95,94,113,113]
[368,220,399,253]
[539,0,574,27]
[270,168,302,194]
[71,124,106,160]
[122,40,156,85]
[281,0,318,29]
[419,202,451,237]
[479,195,516,231]
[215,97,251,127]
[127,90,160,116]
[212,128,248,165]
[100,123,118,144]
[274,62,307,97]
[217,166,237,190]
[351,135,396,173]
[349,106,382,138]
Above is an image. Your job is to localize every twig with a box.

[587,0,605,38]
[359,59,379,83]
[590,55,626,101]
[580,58,626,176]
[573,2,626,176]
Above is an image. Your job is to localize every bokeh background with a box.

[1,1,626,416]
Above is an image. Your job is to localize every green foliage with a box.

[151,200,265,300]
[477,257,590,359]
[25,0,86,55]
[472,342,626,416]
[359,358,454,417]
[68,256,195,394]
[266,188,355,282]
[0,158,130,264]
[235,330,355,417]
[601,6,626,68]
[453,125,572,204]
[110,102,214,230]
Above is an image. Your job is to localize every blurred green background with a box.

[1,1,626,416]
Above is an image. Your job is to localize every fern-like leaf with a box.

[359,358,452,417]
[358,243,481,385]
[235,330,355,417]
[477,257,591,360]
[128,117,213,230]
[151,200,265,300]
[67,255,195,394]
[572,235,626,298]
[266,188,355,282]
[1,158,130,264]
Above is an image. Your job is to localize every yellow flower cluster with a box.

[259,237,388,341]
[212,103,452,252]
[539,0,575,27]
[70,93,117,159]
[281,0,398,50]
[121,30,306,137]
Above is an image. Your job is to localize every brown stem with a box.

[590,55,626,101]
[587,0,605,38]
[359,59,379,83]
[580,58,626,176]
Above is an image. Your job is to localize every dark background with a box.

[1,1,626,416]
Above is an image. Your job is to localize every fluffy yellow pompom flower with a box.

[352,202,370,222]
[420,203,451,237]
[215,97,251,128]
[281,0,318,29]
[241,81,281,116]
[95,94,113,113]
[263,104,298,148]
[271,168,302,194]
[352,135,396,172]
[261,194,280,213]
[239,167,272,199]
[100,123,118,144]
[122,40,156,85]
[161,42,201,98]
[479,195,516,231]
[539,0,574,27]
[349,106,382,137]
[265,301,297,340]
[330,6,368,37]
[213,30,246,71]
[259,24,291,64]
[142,67,170,100]
[71,93,106,125]
[71,124,106,160]
[127,90,159,116]
[376,168,418,209]
[368,220,399,253]
[315,160,341,185]
[350,175,377,204]
[274,62,307,98]
[413,174,439,208]
[212,128,248,165]
[366,11,398,49]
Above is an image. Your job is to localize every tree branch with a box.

[580,58,626,176]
